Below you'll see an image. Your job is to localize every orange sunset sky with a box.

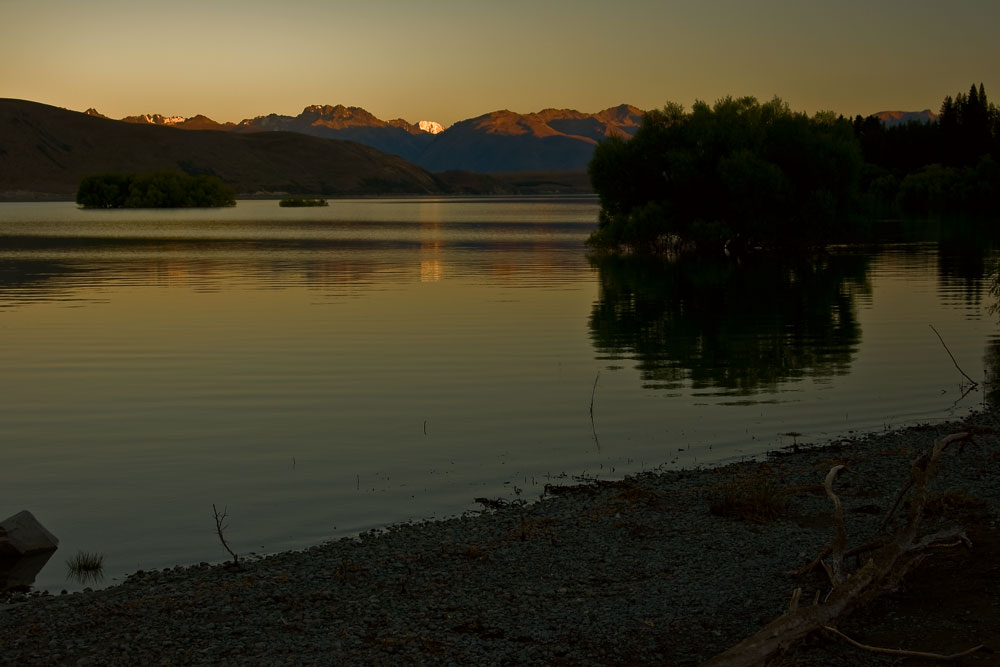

[2,0,998,127]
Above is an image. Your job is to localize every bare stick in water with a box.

[212,503,239,566]
[590,371,601,451]
[929,324,978,387]
[589,371,600,419]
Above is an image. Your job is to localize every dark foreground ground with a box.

[2,411,998,666]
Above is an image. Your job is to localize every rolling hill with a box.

[0,99,448,199]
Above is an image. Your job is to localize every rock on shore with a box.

[0,510,59,557]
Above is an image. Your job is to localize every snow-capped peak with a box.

[418,120,444,135]
[154,115,186,125]
[129,114,186,125]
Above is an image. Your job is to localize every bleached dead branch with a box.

[702,432,979,667]
[823,625,983,661]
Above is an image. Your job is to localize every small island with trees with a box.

[76,170,236,209]
[587,83,999,255]
[278,197,329,207]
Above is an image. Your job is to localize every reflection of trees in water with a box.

[936,218,1000,310]
[589,254,872,395]
[0,260,85,306]
[0,259,73,289]
[865,221,1000,379]
[938,242,989,310]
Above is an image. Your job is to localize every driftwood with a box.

[823,625,983,661]
[702,432,984,667]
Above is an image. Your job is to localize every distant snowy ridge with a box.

[418,120,444,135]
[121,113,187,126]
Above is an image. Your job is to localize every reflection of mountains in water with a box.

[0,222,589,307]
[589,254,874,396]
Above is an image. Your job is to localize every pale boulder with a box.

[0,510,59,556]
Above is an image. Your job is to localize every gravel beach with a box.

[3,410,999,666]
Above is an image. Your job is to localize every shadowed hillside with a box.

[415,105,643,173]
[230,104,437,162]
[0,99,445,199]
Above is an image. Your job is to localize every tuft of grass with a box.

[66,550,105,584]
[710,463,789,523]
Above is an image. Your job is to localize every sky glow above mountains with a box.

[2,0,998,127]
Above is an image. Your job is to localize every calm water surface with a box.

[1,199,997,592]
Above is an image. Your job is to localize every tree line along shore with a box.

[587,82,1000,254]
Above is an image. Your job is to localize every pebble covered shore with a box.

[3,410,998,666]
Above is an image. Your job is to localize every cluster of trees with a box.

[589,84,999,254]
[76,170,236,208]
[588,96,863,254]
[855,83,1000,217]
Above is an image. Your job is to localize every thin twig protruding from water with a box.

[212,503,239,566]
[929,324,978,387]
[589,371,600,419]
[590,371,601,451]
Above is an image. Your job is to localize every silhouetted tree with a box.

[76,172,131,208]
[76,170,236,208]
[853,82,1000,217]
[588,97,863,254]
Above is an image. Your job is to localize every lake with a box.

[1,198,997,593]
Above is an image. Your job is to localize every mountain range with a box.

[0,99,453,199]
[94,103,934,172]
[91,103,645,173]
[2,98,941,200]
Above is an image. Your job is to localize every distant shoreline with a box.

[0,190,599,204]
